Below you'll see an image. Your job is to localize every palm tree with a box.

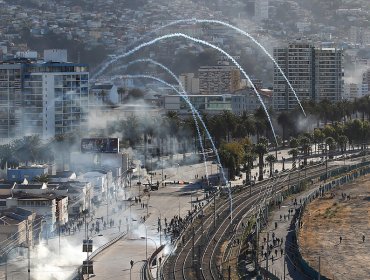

[221,110,237,142]
[13,135,42,166]
[325,137,336,159]
[209,114,228,145]
[299,136,311,166]
[277,111,292,147]
[117,87,126,103]
[166,111,180,155]
[337,135,348,154]
[254,107,268,140]
[0,144,17,169]
[288,148,299,170]
[289,137,299,149]
[122,115,141,147]
[265,154,276,177]
[313,129,324,155]
[235,112,256,139]
[254,140,268,181]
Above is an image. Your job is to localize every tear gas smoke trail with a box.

[95,34,277,221]
[117,72,211,179]
[130,18,306,117]
[94,33,276,146]
[115,71,225,183]
[113,58,210,181]
[119,74,235,220]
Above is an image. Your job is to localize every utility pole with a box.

[283,253,286,280]
[213,194,216,229]
[190,192,193,212]
[58,220,61,256]
[256,209,260,275]
[298,157,301,188]
[229,181,233,225]
[192,226,195,263]
[5,254,7,280]
[266,232,269,272]
[27,220,30,280]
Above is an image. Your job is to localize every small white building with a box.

[231,88,273,115]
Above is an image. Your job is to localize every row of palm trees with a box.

[219,117,370,181]
[2,96,370,176]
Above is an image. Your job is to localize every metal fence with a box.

[294,161,370,280]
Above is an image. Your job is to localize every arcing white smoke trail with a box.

[118,74,234,218]
[94,33,277,146]
[126,18,306,116]
[113,59,210,181]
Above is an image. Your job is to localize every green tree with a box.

[254,139,268,181]
[288,148,299,169]
[337,135,348,154]
[313,129,324,155]
[325,137,336,159]
[299,136,311,165]
[265,154,276,177]
[277,111,292,147]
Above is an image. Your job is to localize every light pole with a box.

[177,197,181,218]
[229,181,233,225]
[325,145,329,181]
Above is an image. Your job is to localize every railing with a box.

[158,188,220,279]
[294,162,370,280]
[69,231,127,280]
[145,245,165,280]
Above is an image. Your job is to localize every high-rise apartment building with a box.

[363,69,370,95]
[273,42,343,111]
[0,59,89,141]
[199,66,241,95]
[179,73,199,94]
[23,63,89,138]
[315,48,343,102]
[0,64,22,140]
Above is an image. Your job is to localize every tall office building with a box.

[0,58,89,141]
[273,41,343,110]
[199,66,241,95]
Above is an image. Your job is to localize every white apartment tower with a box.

[0,58,89,141]
[23,63,89,139]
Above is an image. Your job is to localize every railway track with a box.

[163,162,343,280]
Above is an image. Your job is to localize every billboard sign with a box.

[81,138,119,154]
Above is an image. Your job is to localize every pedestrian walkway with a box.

[259,182,322,280]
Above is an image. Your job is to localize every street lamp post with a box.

[176,197,181,218]
[229,181,233,225]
